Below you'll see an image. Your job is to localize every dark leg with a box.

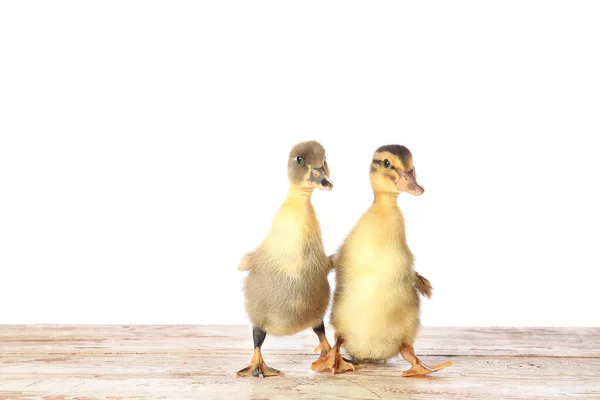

[312,322,332,359]
[237,326,282,377]
[253,326,266,349]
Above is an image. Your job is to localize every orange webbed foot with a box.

[401,361,453,377]
[312,335,355,374]
[237,361,282,377]
[400,343,452,378]
[237,347,282,378]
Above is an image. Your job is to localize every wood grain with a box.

[1,326,599,399]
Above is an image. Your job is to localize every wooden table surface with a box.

[1,326,599,399]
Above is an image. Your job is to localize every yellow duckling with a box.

[313,144,452,377]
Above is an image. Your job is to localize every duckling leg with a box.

[399,343,453,377]
[311,333,355,374]
[312,322,332,359]
[237,326,282,377]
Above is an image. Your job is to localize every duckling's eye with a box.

[296,156,304,165]
[383,159,391,168]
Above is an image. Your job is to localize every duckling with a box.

[313,144,452,377]
[237,140,334,377]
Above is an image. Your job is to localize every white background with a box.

[1,1,599,326]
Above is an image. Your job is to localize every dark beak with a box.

[320,176,333,190]
[310,166,334,191]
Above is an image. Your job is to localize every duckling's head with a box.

[370,144,424,196]
[288,141,333,191]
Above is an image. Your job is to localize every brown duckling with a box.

[313,144,452,377]
[237,140,334,377]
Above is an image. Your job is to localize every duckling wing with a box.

[414,273,432,298]
[238,253,252,271]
